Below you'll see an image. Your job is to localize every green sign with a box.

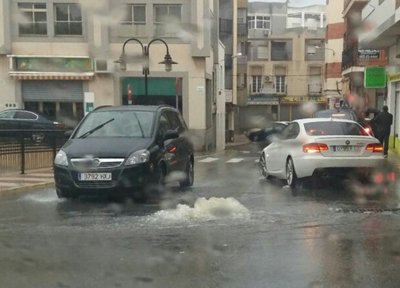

[16,57,93,72]
[364,66,386,88]
[122,78,182,97]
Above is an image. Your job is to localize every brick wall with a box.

[326,62,342,79]
[326,23,345,40]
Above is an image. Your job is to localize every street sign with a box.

[364,67,386,88]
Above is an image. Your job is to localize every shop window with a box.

[121,5,146,25]
[25,101,39,112]
[18,3,47,36]
[55,3,82,36]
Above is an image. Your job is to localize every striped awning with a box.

[9,72,95,81]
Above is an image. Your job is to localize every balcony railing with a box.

[219,18,232,35]
[342,45,387,71]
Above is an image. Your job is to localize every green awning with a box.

[122,78,182,97]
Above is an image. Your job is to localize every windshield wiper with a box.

[78,118,115,139]
[133,113,145,138]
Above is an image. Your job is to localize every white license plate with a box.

[332,146,361,152]
[78,173,112,181]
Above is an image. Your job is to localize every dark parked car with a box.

[0,109,65,143]
[246,121,288,148]
[314,109,374,136]
[54,105,194,199]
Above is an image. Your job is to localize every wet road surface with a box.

[1,143,400,288]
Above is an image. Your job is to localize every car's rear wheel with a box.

[286,157,299,188]
[180,158,194,188]
[259,154,271,180]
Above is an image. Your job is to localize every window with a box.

[159,113,172,135]
[121,5,146,25]
[305,122,367,136]
[252,76,263,93]
[18,3,47,35]
[54,3,82,35]
[154,5,181,24]
[166,111,183,133]
[154,5,181,36]
[280,124,294,140]
[14,111,37,120]
[248,15,271,30]
[275,76,286,94]
[289,123,300,139]
[271,41,292,61]
[0,111,16,119]
[257,46,269,60]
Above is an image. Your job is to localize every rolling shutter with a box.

[22,81,84,102]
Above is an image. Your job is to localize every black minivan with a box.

[54,105,194,199]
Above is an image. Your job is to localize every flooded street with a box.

[1,144,400,288]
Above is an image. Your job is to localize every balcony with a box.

[343,0,369,17]
[219,18,232,35]
[342,45,387,72]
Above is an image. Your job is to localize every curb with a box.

[0,182,54,198]
[226,140,251,148]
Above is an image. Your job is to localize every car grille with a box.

[71,158,124,169]
[75,181,117,189]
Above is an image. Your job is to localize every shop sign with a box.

[281,96,326,103]
[358,50,380,59]
[247,96,279,106]
[364,66,386,88]
[15,57,93,72]
[388,72,400,83]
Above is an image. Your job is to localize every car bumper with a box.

[54,163,156,196]
[293,155,385,179]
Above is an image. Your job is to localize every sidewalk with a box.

[225,133,251,148]
[0,168,54,197]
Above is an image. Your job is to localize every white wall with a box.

[216,40,226,151]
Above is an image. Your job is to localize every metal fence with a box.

[0,129,68,174]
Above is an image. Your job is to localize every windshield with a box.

[305,121,368,136]
[74,111,154,138]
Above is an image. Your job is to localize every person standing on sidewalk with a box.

[375,105,393,158]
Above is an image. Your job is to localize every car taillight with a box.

[365,143,383,152]
[303,143,329,153]
[54,122,65,129]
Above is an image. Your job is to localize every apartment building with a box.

[325,0,345,109]
[341,0,387,111]
[242,2,326,126]
[358,0,400,153]
[0,0,225,151]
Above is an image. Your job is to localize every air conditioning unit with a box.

[264,76,272,82]
[264,29,271,36]
[95,59,114,73]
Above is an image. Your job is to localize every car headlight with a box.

[54,150,68,167]
[125,150,150,166]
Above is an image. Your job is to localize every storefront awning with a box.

[9,72,95,81]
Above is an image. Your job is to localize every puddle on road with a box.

[146,197,250,225]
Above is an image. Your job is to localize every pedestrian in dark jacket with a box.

[375,105,393,157]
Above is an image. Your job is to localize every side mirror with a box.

[64,130,73,138]
[164,130,179,141]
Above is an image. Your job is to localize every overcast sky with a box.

[249,0,326,7]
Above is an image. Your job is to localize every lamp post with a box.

[115,38,178,102]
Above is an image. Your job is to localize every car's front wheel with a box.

[286,157,299,188]
[180,158,194,188]
[259,154,271,180]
